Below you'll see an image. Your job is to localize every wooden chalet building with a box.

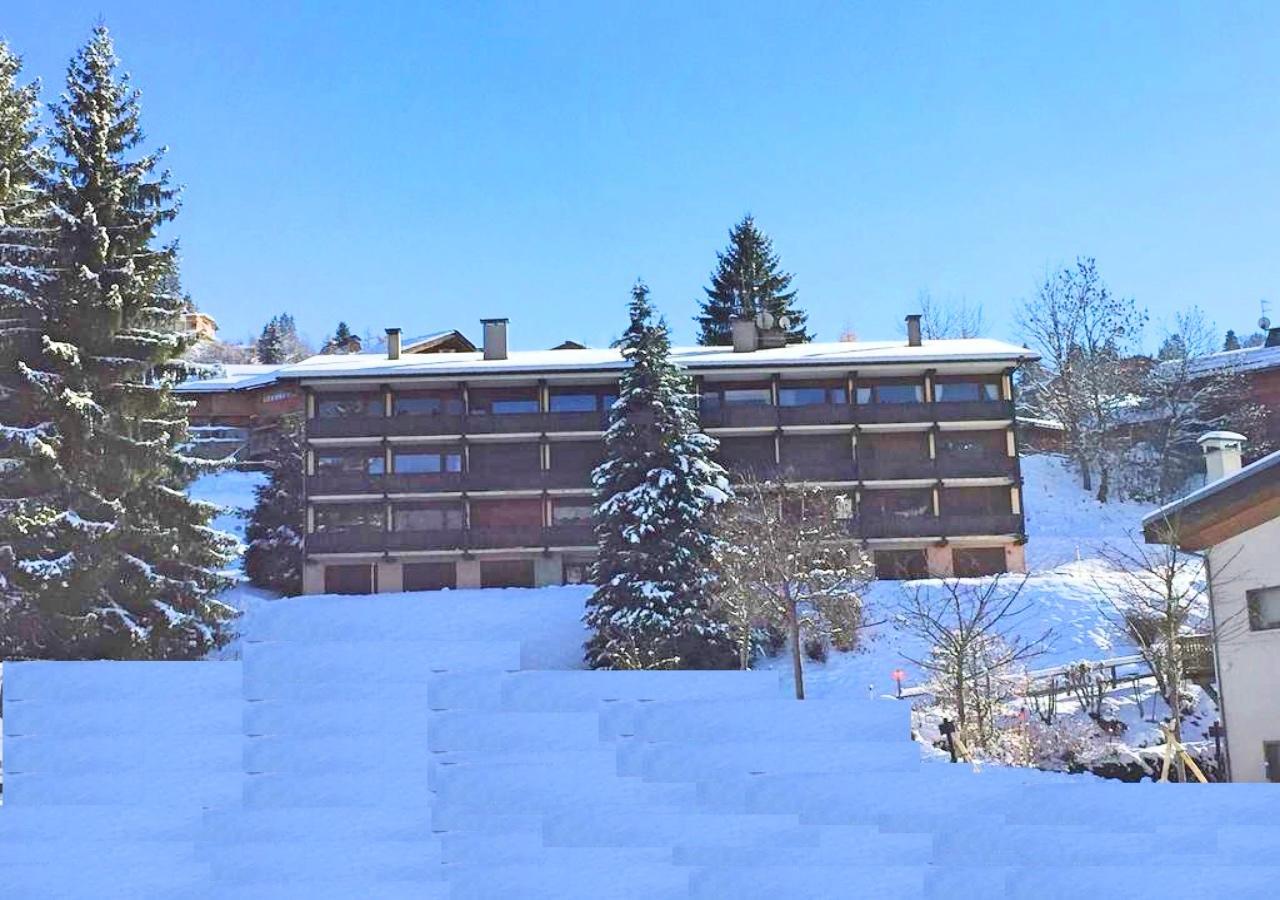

[275,316,1039,595]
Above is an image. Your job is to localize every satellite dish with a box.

[778,315,791,331]
[756,311,775,330]
[1260,316,1272,331]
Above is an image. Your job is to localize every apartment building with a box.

[281,317,1037,595]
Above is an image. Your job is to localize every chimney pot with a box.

[385,327,402,360]
[481,318,509,361]
[1198,430,1247,482]
[730,317,759,353]
[906,314,923,347]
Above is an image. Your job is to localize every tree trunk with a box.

[1077,453,1093,492]
[789,614,805,700]
[1096,465,1110,503]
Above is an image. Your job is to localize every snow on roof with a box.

[1183,343,1280,378]
[174,364,283,393]
[363,329,473,353]
[275,337,1037,381]
[1142,447,1280,528]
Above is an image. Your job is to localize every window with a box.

[943,487,1011,516]
[551,501,594,524]
[324,564,372,595]
[935,380,1001,402]
[394,449,462,474]
[470,499,543,527]
[548,392,598,412]
[316,452,384,475]
[563,561,592,585]
[863,489,933,518]
[315,394,382,418]
[393,390,463,416]
[723,388,773,406]
[1266,742,1280,783]
[872,383,923,404]
[953,548,1008,577]
[392,503,464,532]
[779,385,847,407]
[1247,586,1280,631]
[403,562,456,591]
[938,432,1005,457]
[469,442,539,473]
[313,504,384,533]
[480,559,535,588]
[874,550,929,580]
[470,387,539,415]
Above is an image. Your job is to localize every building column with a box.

[302,561,326,595]
[456,558,482,589]
[533,554,563,587]
[376,560,403,593]
[925,544,954,578]
[1004,543,1026,574]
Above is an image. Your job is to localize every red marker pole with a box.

[891,669,905,699]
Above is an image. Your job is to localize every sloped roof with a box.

[1183,344,1280,378]
[174,364,283,394]
[1142,448,1280,550]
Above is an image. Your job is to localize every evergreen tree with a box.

[244,417,304,594]
[257,316,285,364]
[695,215,808,345]
[1223,329,1241,351]
[0,27,234,659]
[586,281,736,669]
[322,320,360,354]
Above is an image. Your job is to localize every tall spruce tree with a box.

[1223,329,1241,351]
[257,316,285,364]
[585,281,736,669]
[244,417,304,594]
[0,27,234,659]
[696,215,809,345]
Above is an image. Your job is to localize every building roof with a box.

[1183,343,1280,378]
[273,337,1037,382]
[174,364,284,394]
[1142,448,1280,550]
[363,330,477,354]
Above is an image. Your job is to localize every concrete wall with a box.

[1207,514,1280,782]
[302,561,326,595]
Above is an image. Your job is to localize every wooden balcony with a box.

[307,415,388,439]
[855,403,936,425]
[933,399,1014,422]
[850,512,1023,539]
[778,404,857,427]
[306,524,594,555]
[699,405,780,429]
[308,410,607,441]
[936,455,1017,479]
[856,457,937,481]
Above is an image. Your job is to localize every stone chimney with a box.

[730,317,759,353]
[385,327,402,360]
[1198,431,1247,482]
[905,314,922,347]
[1266,327,1280,348]
[481,318,509,361]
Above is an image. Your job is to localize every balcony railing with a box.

[856,457,936,481]
[306,524,596,555]
[309,468,595,496]
[935,455,1017,479]
[307,399,1016,441]
[850,512,1023,539]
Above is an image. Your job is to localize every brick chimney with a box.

[385,327,402,360]
[730,317,759,353]
[906,314,922,347]
[481,318,509,361]
[1198,431,1247,482]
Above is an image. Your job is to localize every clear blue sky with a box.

[6,2,1279,351]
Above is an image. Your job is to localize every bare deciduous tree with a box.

[915,290,986,339]
[1017,258,1146,501]
[900,575,1052,748]
[713,477,874,699]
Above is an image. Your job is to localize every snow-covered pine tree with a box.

[243,416,304,594]
[1222,329,1241,352]
[0,26,235,659]
[696,215,809,346]
[0,39,57,650]
[585,281,736,669]
[257,316,285,364]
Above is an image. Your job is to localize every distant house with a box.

[1183,330,1280,452]
[1142,432,1280,783]
[183,311,218,342]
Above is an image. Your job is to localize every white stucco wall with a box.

[1206,514,1280,782]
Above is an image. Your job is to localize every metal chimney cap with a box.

[385,327,401,335]
[480,317,509,324]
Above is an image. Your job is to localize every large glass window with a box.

[393,390,463,416]
[935,380,1001,402]
[860,382,924,404]
[943,486,1011,516]
[315,394,382,418]
[393,449,462,474]
[551,500,594,524]
[393,503,464,532]
[938,431,1006,457]
[470,387,540,415]
[723,388,773,406]
[315,451,384,475]
[862,489,933,518]
[1247,586,1280,631]
[778,386,847,407]
[548,392,599,412]
[313,504,384,532]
